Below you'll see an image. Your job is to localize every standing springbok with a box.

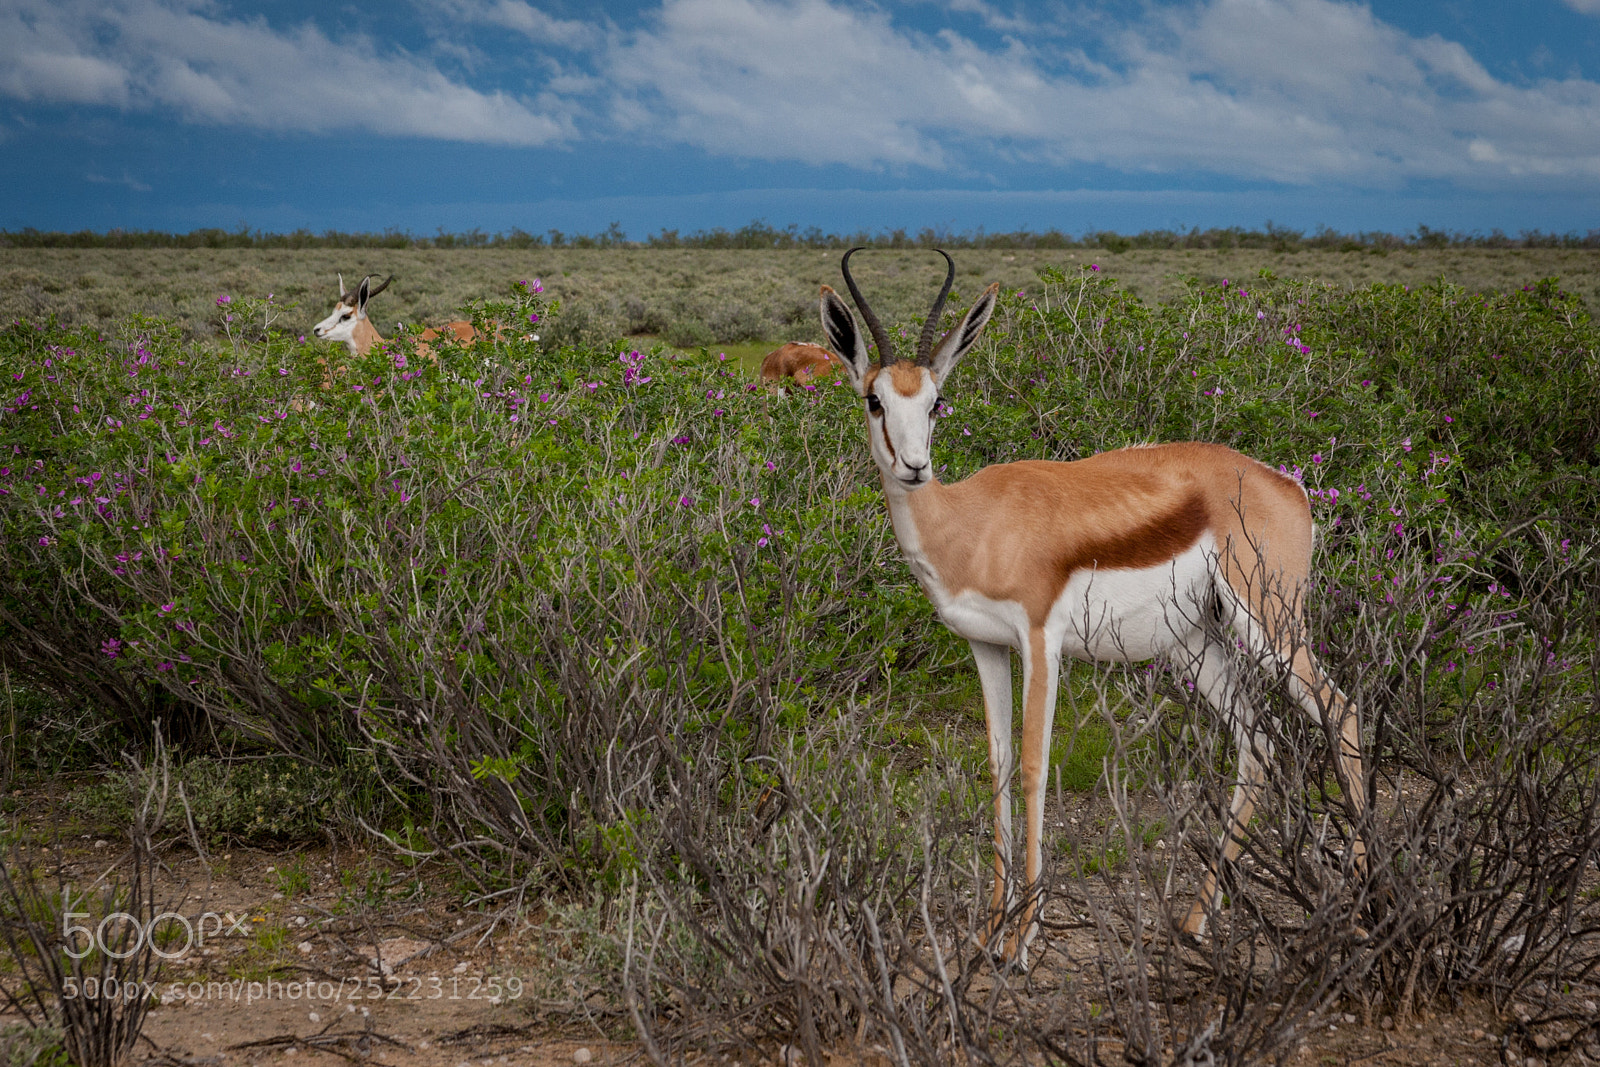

[820,248,1367,961]
[759,341,843,385]
[311,274,480,360]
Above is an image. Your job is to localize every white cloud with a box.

[0,0,569,145]
[450,0,604,48]
[86,170,153,193]
[1561,0,1600,14]
[3,0,1598,192]
[602,0,1054,167]
[593,0,1600,189]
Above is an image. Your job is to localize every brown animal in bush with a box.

[759,342,843,385]
[311,274,482,360]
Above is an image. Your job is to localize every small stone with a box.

[1534,1034,1555,1052]
[453,962,470,974]
[1380,1016,1393,1030]
[1342,1013,1356,1024]
[298,941,313,954]
[94,840,109,849]
[308,1012,320,1024]
[573,1049,593,1064]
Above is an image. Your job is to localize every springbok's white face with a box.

[821,249,999,490]
[311,274,388,353]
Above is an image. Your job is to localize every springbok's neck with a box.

[350,317,386,356]
[879,471,945,546]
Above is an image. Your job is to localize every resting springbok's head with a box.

[311,273,391,354]
[820,248,999,489]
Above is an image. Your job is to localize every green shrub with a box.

[70,756,339,842]
[0,1025,68,1067]
[1,265,1594,895]
[662,316,715,348]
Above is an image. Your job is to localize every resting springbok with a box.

[820,248,1367,962]
[311,274,481,359]
[759,341,842,385]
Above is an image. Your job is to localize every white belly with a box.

[916,535,1217,661]
[1050,535,1215,660]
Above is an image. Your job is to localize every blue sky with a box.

[3,0,1599,238]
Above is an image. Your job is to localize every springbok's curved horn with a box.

[841,247,895,366]
[914,249,956,366]
[366,275,393,299]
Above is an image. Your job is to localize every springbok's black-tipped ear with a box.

[928,282,999,383]
[821,285,871,395]
[338,273,347,299]
[356,274,372,310]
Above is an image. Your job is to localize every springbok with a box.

[820,248,1366,961]
[759,341,842,385]
[311,274,481,360]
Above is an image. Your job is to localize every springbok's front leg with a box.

[969,640,1015,945]
[1011,629,1063,964]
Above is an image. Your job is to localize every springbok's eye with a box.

[933,395,947,414]
[865,394,883,415]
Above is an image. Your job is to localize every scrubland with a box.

[1,251,1598,1066]
[3,245,1599,346]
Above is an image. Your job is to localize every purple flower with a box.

[748,496,760,508]
[679,495,692,507]
[102,638,121,659]
[527,312,540,324]
[1089,264,1101,272]
[216,294,231,306]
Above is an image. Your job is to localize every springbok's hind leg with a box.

[1285,647,1368,877]
[1175,632,1272,939]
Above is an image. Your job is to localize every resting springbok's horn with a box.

[914,249,956,366]
[840,247,895,365]
[366,275,394,300]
